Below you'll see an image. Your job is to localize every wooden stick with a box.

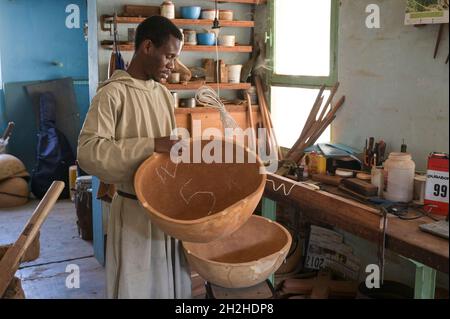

[262,102,283,160]
[245,93,257,154]
[434,24,444,59]
[286,94,345,163]
[255,77,276,156]
[1,122,15,140]
[317,82,340,122]
[300,87,325,140]
[323,96,346,124]
[286,87,325,159]
[0,181,65,297]
[292,115,336,164]
[255,76,283,160]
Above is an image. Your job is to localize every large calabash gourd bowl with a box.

[134,139,266,243]
[183,215,292,288]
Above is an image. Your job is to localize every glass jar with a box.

[383,152,415,202]
[160,0,175,19]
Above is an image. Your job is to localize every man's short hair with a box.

[135,16,183,51]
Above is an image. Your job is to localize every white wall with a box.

[96,0,256,100]
[334,0,449,171]
[334,0,448,290]
[256,0,448,291]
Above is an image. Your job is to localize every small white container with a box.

[413,174,427,205]
[169,72,180,84]
[219,10,234,21]
[371,166,384,197]
[218,35,236,47]
[383,152,416,203]
[228,64,242,83]
[201,9,219,20]
[161,0,175,19]
[183,29,197,45]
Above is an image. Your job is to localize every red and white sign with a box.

[425,153,449,216]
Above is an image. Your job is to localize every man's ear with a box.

[141,39,154,55]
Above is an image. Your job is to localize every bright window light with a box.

[274,0,332,76]
[271,86,331,148]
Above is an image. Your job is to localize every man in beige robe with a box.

[77,16,191,299]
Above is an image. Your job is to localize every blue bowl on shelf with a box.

[197,33,216,46]
[180,6,202,19]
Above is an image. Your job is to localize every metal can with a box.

[172,92,179,108]
[424,152,449,216]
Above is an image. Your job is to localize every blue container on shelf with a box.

[197,32,216,46]
[180,6,202,19]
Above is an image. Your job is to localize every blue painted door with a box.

[0,0,89,170]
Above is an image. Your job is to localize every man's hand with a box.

[154,136,181,153]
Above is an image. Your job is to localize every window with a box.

[268,0,339,148]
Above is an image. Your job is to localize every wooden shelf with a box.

[215,0,266,4]
[165,81,251,91]
[101,41,252,53]
[175,104,259,114]
[101,16,254,32]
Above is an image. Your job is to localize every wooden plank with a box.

[101,41,252,53]
[263,174,449,273]
[0,181,65,297]
[174,105,262,149]
[166,82,251,91]
[175,105,259,114]
[216,0,267,4]
[102,15,255,28]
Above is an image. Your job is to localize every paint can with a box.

[218,35,236,47]
[227,64,242,83]
[179,98,196,108]
[160,0,175,19]
[424,152,449,215]
[183,29,197,45]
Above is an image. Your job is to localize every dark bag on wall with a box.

[30,92,75,199]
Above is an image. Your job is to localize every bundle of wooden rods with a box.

[284,82,346,165]
[254,75,283,160]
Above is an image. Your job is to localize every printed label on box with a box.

[425,169,449,203]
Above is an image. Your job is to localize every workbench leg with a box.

[261,198,277,221]
[262,198,277,285]
[411,260,436,299]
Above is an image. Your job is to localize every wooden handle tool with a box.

[0,181,65,297]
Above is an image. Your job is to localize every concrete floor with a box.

[0,200,106,299]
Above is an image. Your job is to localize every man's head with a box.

[133,16,183,82]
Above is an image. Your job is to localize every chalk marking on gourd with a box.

[179,178,217,216]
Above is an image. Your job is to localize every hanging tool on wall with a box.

[108,13,125,78]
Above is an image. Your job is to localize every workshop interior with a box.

[0,0,448,300]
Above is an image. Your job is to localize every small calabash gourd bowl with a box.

[183,214,292,288]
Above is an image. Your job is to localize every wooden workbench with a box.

[263,173,449,274]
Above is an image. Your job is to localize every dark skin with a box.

[127,34,183,153]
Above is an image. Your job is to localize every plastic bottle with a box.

[383,152,415,203]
